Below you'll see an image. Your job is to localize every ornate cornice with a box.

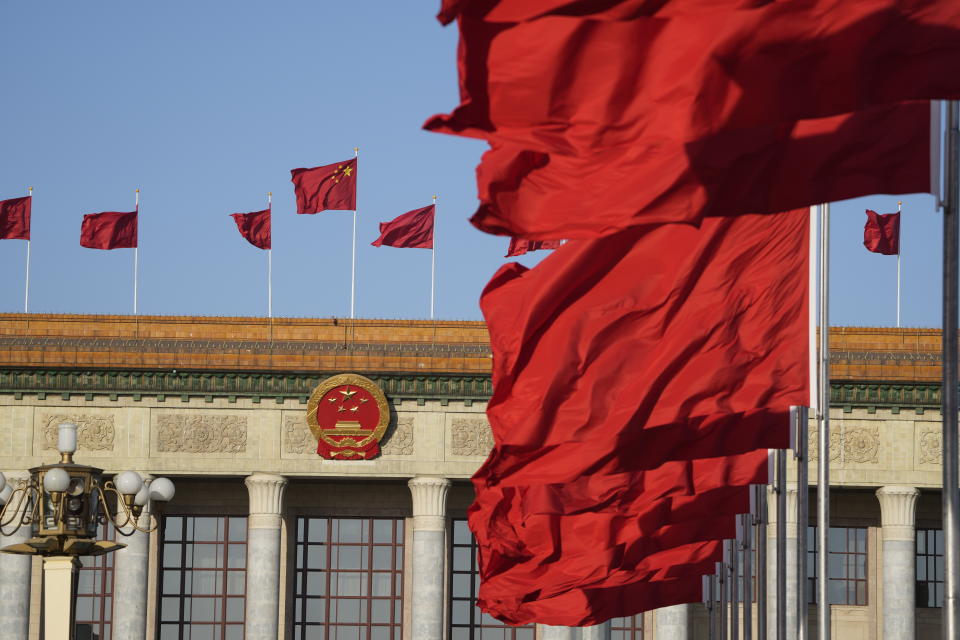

[0,368,951,410]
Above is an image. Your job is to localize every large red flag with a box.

[230,208,271,250]
[472,101,934,238]
[471,209,808,624]
[427,3,960,156]
[505,238,560,257]
[437,0,772,24]
[863,209,900,255]
[0,196,31,240]
[290,157,357,214]
[80,211,138,250]
[371,205,435,249]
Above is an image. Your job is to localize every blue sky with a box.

[0,2,945,327]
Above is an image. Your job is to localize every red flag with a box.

[290,157,357,214]
[863,209,900,255]
[371,205,435,249]
[0,196,31,240]
[80,211,138,250]
[471,209,808,623]
[505,238,561,257]
[437,0,771,24]
[230,208,271,250]
[427,3,960,156]
[473,101,934,238]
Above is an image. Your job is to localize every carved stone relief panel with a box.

[919,428,943,465]
[283,415,316,455]
[451,417,494,457]
[40,414,115,452]
[809,424,879,464]
[156,414,247,454]
[381,416,414,456]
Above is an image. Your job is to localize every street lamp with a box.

[0,422,175,639]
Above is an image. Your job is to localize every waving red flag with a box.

[231,208,271,250]
[290,157,357,214]
[0,196,31,240]
[472,101,934,238]
[80,211,138,250]
[505,238,560,257]
[437,0,771,24]
[427,3,960,156]
[371,205,435,249]
[471,209,808,624]
[863,209,900,255]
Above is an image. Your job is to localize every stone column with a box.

[656,603,691,639]
[766,486,799,640]
[876,486,920,640]
[112,474,153,640]
[0,471,33,640]
[581,621,611,639]
[44,555,80,640]
[244,474,287,640]
[408,476,451,640]
[538,625,579,639]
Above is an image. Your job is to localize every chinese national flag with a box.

[371,205,435,249]
[80,211,138,250]
[505,238,560,257]
[0,196,31,240]
[437,0,772,24]
[427,3,960,156]
[863,209,900,255]
[471,209,808,624]
[290,157,357,214]
[472,101,934,239]
[230,208,271,250]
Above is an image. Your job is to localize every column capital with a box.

[245,473,287,529]
[408,476,451,531]
[876,485,920,541]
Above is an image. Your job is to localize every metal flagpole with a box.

[707,576,718,640]
[743,513,753,640]
[731,537,740,640]
[756,484,768,640]
[24,186,32,313]
[431,195,437,319]
[897,200,902,328]
[720,558,729,640]
[268,192,273,319]
[795,406,810,640]
[942,99,960,640]
[776,449,787,640]
[133,189,139,315]
[817,202,831,640]
[350,147,358,319]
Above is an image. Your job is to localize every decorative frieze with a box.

[283,415,315,455]
[381,417,414,456]
[918,428,943,465]
[39,414,114,452]
[156,414,247,454]
[450,418,494,456]
[809,425,879,464]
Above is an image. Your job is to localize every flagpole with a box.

[431,195,437,319]
[797,204,816,640]
[134,189,139,315]
[24,186,32,314]
[816,202,831,640]
[942,98,960,640]
[350,146,359,319]
[756,484,767,640]
[268,192,273,319]
[897,200,902,327]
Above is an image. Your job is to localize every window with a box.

[806,526,868,606]
[917,528,944,608]
[75,522,115,640]
[158,515,247,640]
[293,517,404,640]
[610,615,643,639]
[449,519,534,640]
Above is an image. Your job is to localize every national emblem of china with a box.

[306,374,390,460]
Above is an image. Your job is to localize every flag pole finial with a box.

[27,186,32,194]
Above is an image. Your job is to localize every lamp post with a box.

[0,422,175,640]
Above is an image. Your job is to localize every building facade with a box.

[0,314,948,639]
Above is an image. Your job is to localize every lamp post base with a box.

[43,555,79,640]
